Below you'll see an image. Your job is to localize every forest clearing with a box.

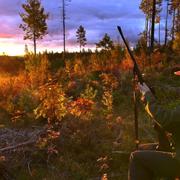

[0,0,180,179]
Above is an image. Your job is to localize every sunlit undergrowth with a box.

[0,49,179,179]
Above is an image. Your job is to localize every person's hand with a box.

[174,71,180,76]
[138,83,150,96]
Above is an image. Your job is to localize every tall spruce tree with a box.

[19,0,49,55]
[76,25,87,52]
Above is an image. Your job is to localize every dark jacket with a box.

[144,92,180,161]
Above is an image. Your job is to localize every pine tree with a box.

[96,34,114,51]
[19,0,49,55]
[76,25,87,52]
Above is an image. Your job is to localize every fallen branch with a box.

[0,139,36,153]
[0,127,46,153]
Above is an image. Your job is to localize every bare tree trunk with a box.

[151,0,156,53]
[62,0,66,60]
[33,33,36,55]
[149,21,151,48]
[159,21,161,45]
[177,9,180,33]
[80,44,82,53]
[172,9,176,42]
[164,0,169,46]
[145,17,149,47]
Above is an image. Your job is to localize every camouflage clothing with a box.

[145,92,180,162]
[128,90,180,180]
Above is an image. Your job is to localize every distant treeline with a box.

[0,56,24,75]
[0,52,93,74]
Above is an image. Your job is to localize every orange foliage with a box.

[68,98,95,118]
[100,73,119,89]
[47,129,60,140]
[120,58,133,71]
[0,73,30,99]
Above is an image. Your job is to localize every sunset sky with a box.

[0,0,167,56]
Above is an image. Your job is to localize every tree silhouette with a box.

[19,0,49,55]
[96,33,114,51]
[151,0,156,52]
[140,0,162,47]
[164,0,170,46]
[61,0,71,60]
[76,25,87,52]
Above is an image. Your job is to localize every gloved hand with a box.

[138,83,150,96]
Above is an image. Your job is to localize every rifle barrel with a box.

[117,26,144,84]
[117,26,172,151]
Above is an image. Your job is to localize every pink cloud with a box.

[0,33,15,38]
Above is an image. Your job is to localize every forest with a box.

[0,0,179,179]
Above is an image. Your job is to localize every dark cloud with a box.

[0,0,22,16]
[44,0,145,45]
[0,0,150,53]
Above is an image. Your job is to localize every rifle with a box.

[117,26,172,151]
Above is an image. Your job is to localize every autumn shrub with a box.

[0,73,28,100]
[3,49,178,179]
[80,84,98,100]
[0,53,51,124]
[34,83,69,124]
[0,73,31,124]
[100,73,119,90]
[31,78,119,177]
[17,89,38,112]
[102,90,113,116]
[64,60,73,79]
[73,58,87,77]
[65,78,86,98]
[58,115,116,178]
[9,88,39,125]
[68,97,95,120]
[120,49,134,72]
[25,53,51,88]
[90,52,112,71]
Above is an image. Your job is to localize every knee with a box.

[129,151,141,164]
[128,151,142,179]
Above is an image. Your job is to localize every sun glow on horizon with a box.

[0,38,25,56]
[0,39,96,56]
